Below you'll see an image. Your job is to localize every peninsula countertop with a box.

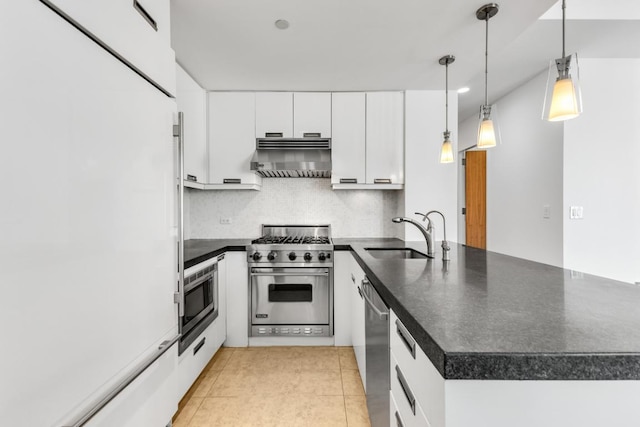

[186,237,640,380]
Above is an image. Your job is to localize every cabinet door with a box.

[45,0,175,95]
[366,92,404,184]
[224,252,249,347]
[255,92,293,138]
[209,92,261,185]
[293,92,332,138]
[331,93,366,185]
[350,255,367,389]
[176,65,207,184]
[334,252,353,346]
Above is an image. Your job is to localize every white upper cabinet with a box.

[45,0,176,95]
[293,93,332,138]
[255,92,293,138]
[366,92,404,185]
[331,93,366,185]
[209,92,262,188]
[176,65,207,185]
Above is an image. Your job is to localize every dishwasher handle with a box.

[361,278,389,320]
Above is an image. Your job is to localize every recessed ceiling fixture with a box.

[275,19,289,30]
[439,55,456,164]
[457,87,470,94]
[542,0,582,121]
[476,3,500,149]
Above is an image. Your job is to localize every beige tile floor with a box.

[172,346,371,427]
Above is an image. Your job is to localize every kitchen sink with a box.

[365,248,429,259]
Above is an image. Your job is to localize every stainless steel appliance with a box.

[179,263,218,354]
[250,136,332,178]
[362,277,390,427]
[247,225,334,336]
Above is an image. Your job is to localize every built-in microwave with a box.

[179,263,218,355]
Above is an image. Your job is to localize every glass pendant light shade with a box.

[440,131,454,163]
[477,104,500,148]
[543,53,582,121]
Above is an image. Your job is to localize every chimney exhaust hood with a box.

[250,134,332,178]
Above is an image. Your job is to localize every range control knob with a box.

[304,252,313,261]
[268,251,278,261]
[288,252,297,261]
[252,252,262,261]
[318,253,326,261]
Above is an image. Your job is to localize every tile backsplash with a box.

[187,179,403,239]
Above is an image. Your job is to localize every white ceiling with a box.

[171,0,640,121]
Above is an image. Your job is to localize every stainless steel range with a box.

[247,225,334,337]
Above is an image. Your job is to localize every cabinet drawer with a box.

[390,311,445,427]
[177,319,220,399]
[390,351,431,427]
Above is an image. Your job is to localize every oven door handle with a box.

[250,271,329,277]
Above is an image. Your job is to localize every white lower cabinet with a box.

[350,255,367,388]
[333,252,353,346]
[224,252,249,347]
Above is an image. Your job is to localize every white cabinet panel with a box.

[350,255,367,388]
[209,92,262,187]
[44,0,176,95]
[224,252,249,347]
[366,92,404,184]
[176,64,207,184]
[293,92,332,138]
[255,92,293,138]
[334,252,353,346]
[331,93,366,185]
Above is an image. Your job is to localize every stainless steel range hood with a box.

[250,136,332,178]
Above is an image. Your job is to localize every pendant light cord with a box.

[445,62,449,133]
[562,0,566,58]
[484,16,489,106]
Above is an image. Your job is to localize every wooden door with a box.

[465,151,486,249]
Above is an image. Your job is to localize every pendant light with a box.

[439,55,455,164]
[476,3,500,149]
[543,0,582,121]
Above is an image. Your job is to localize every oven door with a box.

[250,267,330,325]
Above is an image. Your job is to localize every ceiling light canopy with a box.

[457,87,470,94]
[275,19,289,30]
[439,55,456,164]
[476,3,501,149]
[542,0,582,121]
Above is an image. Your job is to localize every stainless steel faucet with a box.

[417,210,450,261]
[391,216,435,258]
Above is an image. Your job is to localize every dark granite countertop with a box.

[337,238,640,380]
[184,239,250,269]
[186,237,640,380]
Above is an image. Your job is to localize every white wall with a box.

[403,91,459,244]
[459,71,564,267]
[563,59,640,284]
[187,179,402,238]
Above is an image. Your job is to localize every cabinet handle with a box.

[265,132,283,137]
[351,273,355,283]
[374,178,392,184]
[223,178,241,184]
[186,174,197,182]
[340,178,358,184]
[395,319,416,359]
[395,365,416,415]
[133,0,158,31]
[303,132,321,137]
[193,337,206,355]
[395,411,404,427]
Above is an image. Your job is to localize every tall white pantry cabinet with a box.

[1,2,179,427]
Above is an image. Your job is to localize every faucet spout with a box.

[391,217,435,258]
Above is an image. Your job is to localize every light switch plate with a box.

[570,206,584,219]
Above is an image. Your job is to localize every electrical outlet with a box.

[543,205,551,219]
[570,206,584,219]
[220,217,232,225]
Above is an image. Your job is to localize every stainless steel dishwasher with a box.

[361,276,390,427]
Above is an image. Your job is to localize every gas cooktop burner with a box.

[251,235,331,245]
